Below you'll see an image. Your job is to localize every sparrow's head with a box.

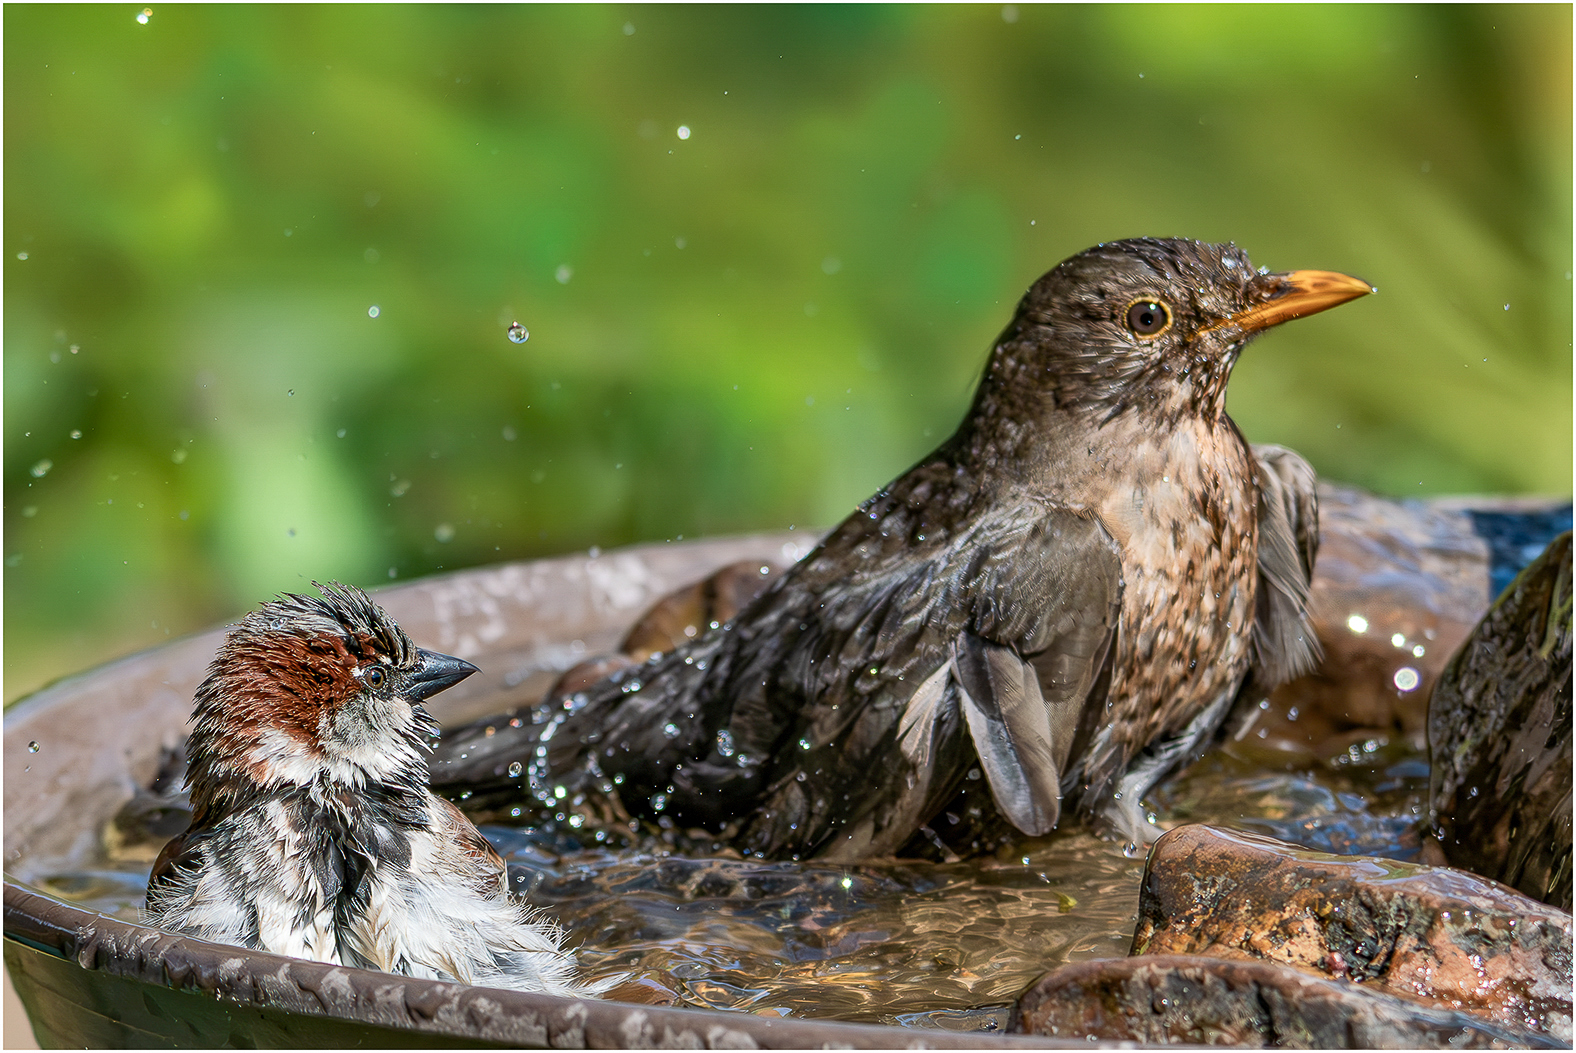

[987,237,1371,427]
[186,581,477,810]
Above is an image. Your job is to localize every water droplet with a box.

[623,21,635,34]
[1390,633,1407,648]
[286,389,294,397]
[840,874,852,889]
[676,125,691,140]
[1346,614,1369,635]
[136,7,151,23]
[1393,666,1420,692]
[503,761,523,778]
[662,722,680,738]
[27,741,40,753]
[799,737,812,751]
[367,305,380,318]
[390,479,411,497]
[554,785,566,799]
[30,459,52,478]
[434,523,455,543]
[69,430,81,439]
[715,728,735,757]
[15,252,28,261]
[650,793,667,812]
[554,265,573,284]
[1001,4,1018,22]
[171,448,188,464]
[69,345,80,354]
[1412,644,1426,658]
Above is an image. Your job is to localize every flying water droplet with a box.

[507,322,529,344]
[662,722,680,739]
[30,459,52,478]
[716,728,735,757]
[507,761,524,778]
[136,8,151,24]
[27,741,40,753]
[368,305,380,318]
[1393,666,1420,692]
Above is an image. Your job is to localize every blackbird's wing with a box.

[738,502,1123,860]
[1248,444,1322,686]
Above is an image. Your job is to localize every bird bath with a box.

[4,492,1563,1046]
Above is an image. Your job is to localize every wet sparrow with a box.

[145,582,602,996]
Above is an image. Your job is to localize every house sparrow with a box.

[145,582,602,996]
[432,238,1370,858]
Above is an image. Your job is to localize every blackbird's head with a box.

[186,581,477,809]
[988,237,1371,427]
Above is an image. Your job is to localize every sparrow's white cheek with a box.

[322,692,419,781]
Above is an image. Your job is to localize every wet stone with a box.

[1429,531,1572,910]
[1130,824,1573,1044]
[547,559,784,700]
[1013,953,1562,1048]
[1224,485,1499,767]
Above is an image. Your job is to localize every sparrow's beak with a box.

[1208,269,1374,337]
[408,648,479,701]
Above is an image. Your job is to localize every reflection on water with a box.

[497,829,1141,1026]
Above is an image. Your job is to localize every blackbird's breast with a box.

[1084,420,1259,797]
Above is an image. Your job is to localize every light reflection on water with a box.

[503,830,1143,1026]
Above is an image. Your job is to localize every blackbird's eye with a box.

[363,666,386,689]
[1125,299,1171,338]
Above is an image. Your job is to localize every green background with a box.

[6,4,1571,702]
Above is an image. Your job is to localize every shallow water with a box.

[29,671,1432,1032]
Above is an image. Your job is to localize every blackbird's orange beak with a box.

[1207,269,1374,337]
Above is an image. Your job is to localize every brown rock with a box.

[1227,486,1494,766]
[1014,954,1561,1048]
[547,559,784,699]
[620,559,784,659]
[1131,824,1573,1043]
[1429,532,1572,910]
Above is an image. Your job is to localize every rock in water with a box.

[1014,954,1563,1048]
[1429,531,1572,910]
[1129,824,1572,1044]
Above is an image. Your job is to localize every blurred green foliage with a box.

[5,5,1571,701]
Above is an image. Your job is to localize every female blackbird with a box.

[145,582,603,996]
[432,237,1371,859]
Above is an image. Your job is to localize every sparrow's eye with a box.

[363,666,386,689]
[1124,299,1171,338]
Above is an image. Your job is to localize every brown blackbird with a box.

[431,237,1372,859]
